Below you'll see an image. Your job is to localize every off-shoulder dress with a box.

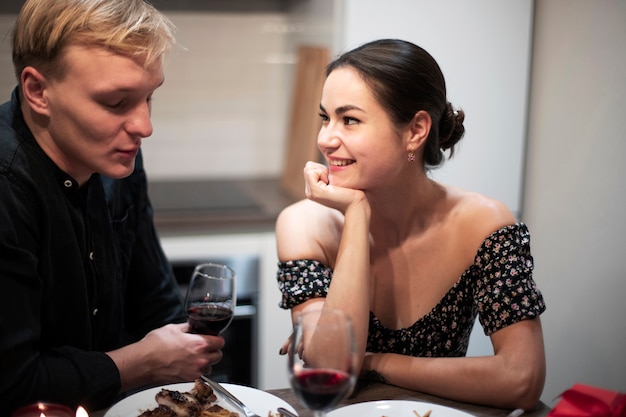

[277,223,546,357]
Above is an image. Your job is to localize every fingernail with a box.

[279,347,286,355]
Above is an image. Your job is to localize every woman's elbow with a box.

[507,365,546,411]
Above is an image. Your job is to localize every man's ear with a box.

[407,110,432,151]
[20,66,50,116]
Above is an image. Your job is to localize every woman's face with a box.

[318,67,409,191]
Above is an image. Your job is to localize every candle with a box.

[11,402,75,417]
[75,407,89,417]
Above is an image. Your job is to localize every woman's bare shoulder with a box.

[276,199,341,229]
[275,199,343,263]
[447,186,517,240]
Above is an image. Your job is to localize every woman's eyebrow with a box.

[319,103,364,115]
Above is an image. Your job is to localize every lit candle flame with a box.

[76,406,89,417]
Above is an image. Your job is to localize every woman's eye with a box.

[319,113,329,122]
[344,116,359,125]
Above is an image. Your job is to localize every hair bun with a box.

[438,102,465,157]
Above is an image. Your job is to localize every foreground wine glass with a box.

[184,263,236,336]
[288,308,357,417]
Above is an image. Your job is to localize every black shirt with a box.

[0,88,185,414]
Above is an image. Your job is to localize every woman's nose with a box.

[317,125,341,154]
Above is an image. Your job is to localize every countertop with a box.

[148,177,297,236]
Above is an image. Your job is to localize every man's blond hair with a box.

[12,0,176,82]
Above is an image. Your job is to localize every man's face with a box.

[35,43,164,185]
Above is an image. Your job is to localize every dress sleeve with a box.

[276,259,333,309]
[474,223,546,335]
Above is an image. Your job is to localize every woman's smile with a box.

[328,158,355,167]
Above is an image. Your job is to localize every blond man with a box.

[1,1,224,413]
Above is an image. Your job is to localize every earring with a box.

[408,151,415,162]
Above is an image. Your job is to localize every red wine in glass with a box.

[291,368,353,411]
[184,263,236,336]
[187,304,234,336]
[288,308,357,417]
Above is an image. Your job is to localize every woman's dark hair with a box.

[326,39,465,168]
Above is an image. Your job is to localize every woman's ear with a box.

[20,66,50,116]
[407,110,432,151]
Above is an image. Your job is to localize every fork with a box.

[201,376,262,417]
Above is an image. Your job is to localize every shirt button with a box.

[89,251,94,261]
[92,308,98,316]
[64,180,72,188]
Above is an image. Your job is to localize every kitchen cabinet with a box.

[0,0,22,13]
[0,0,302,14]
[149,0,296,12]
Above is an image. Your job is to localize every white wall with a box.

[0,12,294,181]
[524,0,626,405]
[339,0,534,218]
[333,0,533,366]
[146,12,292,180]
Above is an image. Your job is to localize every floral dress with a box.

[276,223,546,357]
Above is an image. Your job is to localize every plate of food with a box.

[327,400,477,417]
[104,379,297,417]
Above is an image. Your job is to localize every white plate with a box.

[104,382,297,417]
[328,400,477,417]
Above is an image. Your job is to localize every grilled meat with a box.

[203,404,240,416]
[155,388,201,417]
[137,379,238,417]
[190,378,217,404]
[138,404,178,417]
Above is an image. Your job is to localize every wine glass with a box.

[184,263,236,336]
[288,308,357,417]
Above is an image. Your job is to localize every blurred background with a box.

[1,0,624,407]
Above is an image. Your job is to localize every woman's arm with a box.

[362,317,546,411]
[316,196,372,368]
[276,162,373,369]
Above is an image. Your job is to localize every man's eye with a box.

[104,100,125,109]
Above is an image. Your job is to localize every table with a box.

[92,380,551,417]
[266,380,552,417]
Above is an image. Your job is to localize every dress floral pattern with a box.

[276,223,546,357]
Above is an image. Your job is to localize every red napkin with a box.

[548,383,626,417]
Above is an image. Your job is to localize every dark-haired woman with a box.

[275,39,546,411]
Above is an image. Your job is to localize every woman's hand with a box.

[304,161,367,214]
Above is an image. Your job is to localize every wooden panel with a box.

[280,45,329,200]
